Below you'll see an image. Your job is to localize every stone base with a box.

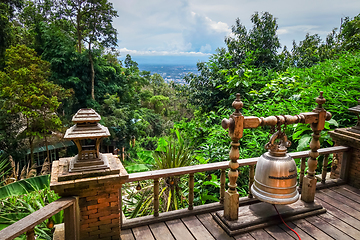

[212,199,326,236]
[50,154,129,240]
[70,153,110,173]
[53,223,64,240]
[57,154,122,181]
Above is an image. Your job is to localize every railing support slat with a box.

[248,165,255,198]
[321,154,329,184]
[188,173,194,210]
[26,228,35,240]
[299,157,306,189]
[120,186,123,227]
[154,178,159,217]
[64,196,80,240]
[301,92,328,203]
[220,169,226,204]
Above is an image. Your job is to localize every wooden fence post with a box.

[154,178,159,217]
[248,165,255,198]
[188,174,194,210]
[299,157,306,189]
[220,169,226,204]
[64,196,80,240]
[222,94,244,221]
[302,92,330,202]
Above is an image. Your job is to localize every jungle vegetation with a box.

[0,0,359,237]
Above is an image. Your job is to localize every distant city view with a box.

[138,64,200,84]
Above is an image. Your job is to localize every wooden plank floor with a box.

[121,185,360,240]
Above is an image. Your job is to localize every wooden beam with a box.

[126,146,349,182]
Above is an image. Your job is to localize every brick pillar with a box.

[329,128,360,188]
[51,154,128,240]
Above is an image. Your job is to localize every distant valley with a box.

[138,64,200,84]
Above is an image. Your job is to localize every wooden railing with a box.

[121,145,349,229]
[0,145,351,237]
[0,196,79,240]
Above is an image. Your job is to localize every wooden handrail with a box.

[0,196,78,240]
[122,145,349,228]
[126,146,349,182]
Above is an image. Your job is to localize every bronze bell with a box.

[251,131,299,205]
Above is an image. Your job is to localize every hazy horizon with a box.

[119,55,210,66]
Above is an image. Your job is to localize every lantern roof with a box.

[64,109,110,140]
[72,108,101,123]
[63,124,110,140]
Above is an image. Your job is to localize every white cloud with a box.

[111,0,360,60]
[277,25,329,36]
[200,44,212,53]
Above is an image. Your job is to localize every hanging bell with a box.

[251,131,299,205]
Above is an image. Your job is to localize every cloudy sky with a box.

[111,0,360,65]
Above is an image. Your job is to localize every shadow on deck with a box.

[121,184,360,240]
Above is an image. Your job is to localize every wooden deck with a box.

[121,184,360,240]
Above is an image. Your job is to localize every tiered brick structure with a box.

[50,109,128,239]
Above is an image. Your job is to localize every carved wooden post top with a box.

[223,91,332,133]
[311,91,331,131]
[222,93,244,141]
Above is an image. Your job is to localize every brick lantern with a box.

[64,108,110,173]
[50,109,128,240]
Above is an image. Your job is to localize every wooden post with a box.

[321,154,329,184]
[220,169,226,204]
[299,157,306,189]
[248,165,255,198]
[340,151,351,182]
[119,186,123,227]
[154,178,159,217]
[222,93,244,221]
[64,196,80,240]
[26,228,35,240]
[188,173,194,210]
[122,147,125,161]
[302,92,330,202]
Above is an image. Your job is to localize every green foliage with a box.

[0,45,71,164]
[0,186,61,239]
[0,153,10,186]
[0,0,23,69]
[225,12,280,69]
[340,14,360,51]
[193,173,220,205]
[153,130,196,169]
[0,175,50,199]
[0,110,26,162]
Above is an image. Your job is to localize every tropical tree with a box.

[57,0,118,100]
[0,0,23,69]
[0,45,71,165]
[340,13,360,51]
[225,11,280,69]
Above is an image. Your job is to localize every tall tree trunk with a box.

[29,136,34,167]
[44,134,49,161]
[43,113,50,161]
[26,117,34,166]
[89,43,95,100]
[77,8,82,53]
